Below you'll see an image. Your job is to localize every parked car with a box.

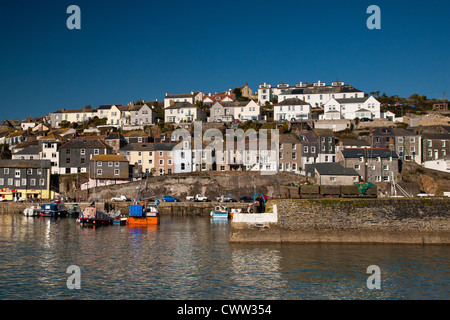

[360,118,373,122]
[186,194,209,202]
[239,196,253,203]
[111,195,130,202]
[216,195,237,202]
[162,196,180,202]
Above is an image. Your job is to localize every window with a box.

[115,162,119,167]
[30,179,36,186]
[383,176,390,182]
[410,146,415,152]
[114,169,120,176]
[428,140,432,147]
[40,179,45,186]
[0,178,3,185]
[66,149,70,154]
[383,165,389,170]
[97,161,102,167]
[96,169,102,176]
[304,146,308,153]
[15,180,20,187]
[329,177,336,182]
[15,170,20,177]
[181,163,185,170]
[21,178,26,186]
[355,165,360,170]
[94,149,99,155]
[442,140,446,147]
[292,152,297,160]
[81,149,85,155]
[108,161,113,167]
[27,169,33,175]
[311,146,316,153]
[159,159,164,165]
[4,168,9,174]
[8,178,13,186]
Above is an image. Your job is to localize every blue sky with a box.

[0,0,449,120]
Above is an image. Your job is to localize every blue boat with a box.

[40,201,68,217]
[210,205,229,219]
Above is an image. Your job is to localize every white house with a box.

[273,98,311,121]
[164,91,203,108]
[164,102,206,123]
[207,100,261,122]
[277,81,365,108]
[322,96,381,120]
[172,139,193,174]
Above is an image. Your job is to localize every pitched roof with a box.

[341,148,398,159]
[308,162,359,176]
[0,159,51,169]
[335,97,369,104]
[275,98,310,106]
[279,85,363,96]
[59,138,111,149]
[165,102,197,109]
[91,154,128,162]
[13,145,41,155]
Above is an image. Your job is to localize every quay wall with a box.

[229,198,450,245]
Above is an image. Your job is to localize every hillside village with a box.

[0,80,449,202]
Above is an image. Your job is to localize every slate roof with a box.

[307,162,359,176]
[165,102,197,110]
[0,159,51,169]
[59,138,111,149]
[275,98,310,106]
[341,148,398,159]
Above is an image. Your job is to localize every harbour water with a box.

[0,213,448,300]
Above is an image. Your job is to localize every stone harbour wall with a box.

[229,198,450,245]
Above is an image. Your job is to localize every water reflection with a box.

[0,213,448,300]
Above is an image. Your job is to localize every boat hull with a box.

[79,218,114,225]
[211,212,229,219]
[127,216,159,226]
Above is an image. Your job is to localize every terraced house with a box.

[58,138,114,174]
[338,148,399,183]
[421,133,450,162]
[0,159,53,201]
[372,128,421,164]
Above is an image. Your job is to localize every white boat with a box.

[23,205,41,217]
[210,205,229,219]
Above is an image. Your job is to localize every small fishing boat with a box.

[23,205,41,217]
[126,200,160,227]
[67,204,82,217]
[210,204,229,219]
[79,205,122,226]
[40,200,68,217]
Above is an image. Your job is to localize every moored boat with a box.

[23,205,41,217]
[79,206,119,226]
[210,204,230,219]
[67,204,82,217]
[40,201,68,217]
[126,200,160,227]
